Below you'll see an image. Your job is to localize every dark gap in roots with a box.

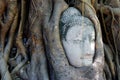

[97,11,108,44]
[64,0,80,7]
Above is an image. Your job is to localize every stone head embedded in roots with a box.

[60,7,95,67]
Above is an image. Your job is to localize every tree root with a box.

[0,0,18,80]
[13,0,28,75]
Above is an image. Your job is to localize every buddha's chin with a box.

[68,57,93,67]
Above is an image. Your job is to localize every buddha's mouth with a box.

[83,54,93,59]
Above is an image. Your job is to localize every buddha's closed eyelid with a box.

[71,39,83,44]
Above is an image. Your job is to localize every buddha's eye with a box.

[72,40,83,44]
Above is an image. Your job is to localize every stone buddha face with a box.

[60,7,95,67]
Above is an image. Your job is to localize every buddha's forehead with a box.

[66,24,95,40]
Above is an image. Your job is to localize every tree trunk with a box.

[0,0,120,80]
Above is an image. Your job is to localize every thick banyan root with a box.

[95,0,120,80]
[11,0,28,74]
[0,0,6,17]
[0,0,18,80]
[0,0,29,79]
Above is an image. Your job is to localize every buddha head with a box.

[60,7,95,67]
